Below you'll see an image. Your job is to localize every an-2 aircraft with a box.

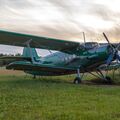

[0,30,120,84]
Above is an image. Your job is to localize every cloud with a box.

[0,0,120,54]
[0,0,32,9]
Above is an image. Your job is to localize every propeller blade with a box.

[103,33,110,44]
[103,33,114,49]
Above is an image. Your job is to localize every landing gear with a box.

[97,70,113,84]
[89,69,113,84]
[33,75,36,79]
[73,69,82,84]
[98,70,113,84]
[74,77,81,84]
[104,76,113,84]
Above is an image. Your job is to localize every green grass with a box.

[0,71,120,120]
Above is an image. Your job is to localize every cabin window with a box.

[96,46,107,53]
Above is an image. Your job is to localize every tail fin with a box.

[22,47,39,60]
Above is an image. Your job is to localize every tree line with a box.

[0,53,21,66]
[0,53,21,57]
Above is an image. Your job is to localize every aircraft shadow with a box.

[0,76,120,87]
[82,79,120,86]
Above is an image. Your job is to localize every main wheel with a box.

[105,76,113,84]
[33,75,36,79]
[73,77,81,84]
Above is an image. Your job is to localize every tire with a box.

[105,76,113,84]
[73,77,81,84]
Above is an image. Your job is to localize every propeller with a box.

[103,33,120,80]
[103,32,120,65]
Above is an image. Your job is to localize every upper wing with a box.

[0,30,84,55]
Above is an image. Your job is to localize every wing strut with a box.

[26,39,35,64]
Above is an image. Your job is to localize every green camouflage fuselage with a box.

[7,45,110,76]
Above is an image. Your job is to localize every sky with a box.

[0,0,120,56]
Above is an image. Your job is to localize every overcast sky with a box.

[0,0,120,55]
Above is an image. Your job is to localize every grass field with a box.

[0,69,120,120]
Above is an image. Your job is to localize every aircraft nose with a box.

[116,51,120,61]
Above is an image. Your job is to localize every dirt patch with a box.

[0,69,24,76]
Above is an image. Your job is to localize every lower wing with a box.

[98,62,120,71]
[6,61,76,75]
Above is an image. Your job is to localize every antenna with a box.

[83,32,86,45]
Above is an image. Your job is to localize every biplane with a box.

[0,30,120,84]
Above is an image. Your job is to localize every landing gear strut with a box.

[89,69,113,84]
[97,70,113,84]
[73,69,82,84]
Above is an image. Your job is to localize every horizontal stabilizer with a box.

[0,56,31,62]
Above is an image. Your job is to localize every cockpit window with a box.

[83,42,99,49]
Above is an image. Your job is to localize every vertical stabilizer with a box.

[22,47,39,60]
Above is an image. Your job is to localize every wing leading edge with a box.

[0,30,85,55]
